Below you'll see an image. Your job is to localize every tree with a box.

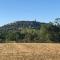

[54,18,60,25]
[40,24,49,42]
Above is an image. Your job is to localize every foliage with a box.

[0,20,60,43]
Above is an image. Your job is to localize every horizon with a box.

[0,19,49,27]
[0,0,60,26]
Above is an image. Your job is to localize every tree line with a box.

[0,18,60,43]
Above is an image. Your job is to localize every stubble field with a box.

[0,43,60,60]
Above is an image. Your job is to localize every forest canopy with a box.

[0,18,60,43]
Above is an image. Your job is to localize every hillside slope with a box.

[0,21,41,30]
[0,21,60,43]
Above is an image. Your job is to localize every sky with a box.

[0,0,60,26]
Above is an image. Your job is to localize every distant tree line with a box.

[0,19,60,43]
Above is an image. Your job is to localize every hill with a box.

[0,21,41,30]
[0,21,60,43]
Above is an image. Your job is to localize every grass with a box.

[0,43,60,60]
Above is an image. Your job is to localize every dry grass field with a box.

[0,43,60,60]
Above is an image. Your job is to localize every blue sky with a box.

[0,0,60,26]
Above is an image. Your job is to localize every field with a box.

[0,43,60,60]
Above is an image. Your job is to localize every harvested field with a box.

[0,43,60,60]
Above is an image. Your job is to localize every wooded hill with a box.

[0,19,60,43]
